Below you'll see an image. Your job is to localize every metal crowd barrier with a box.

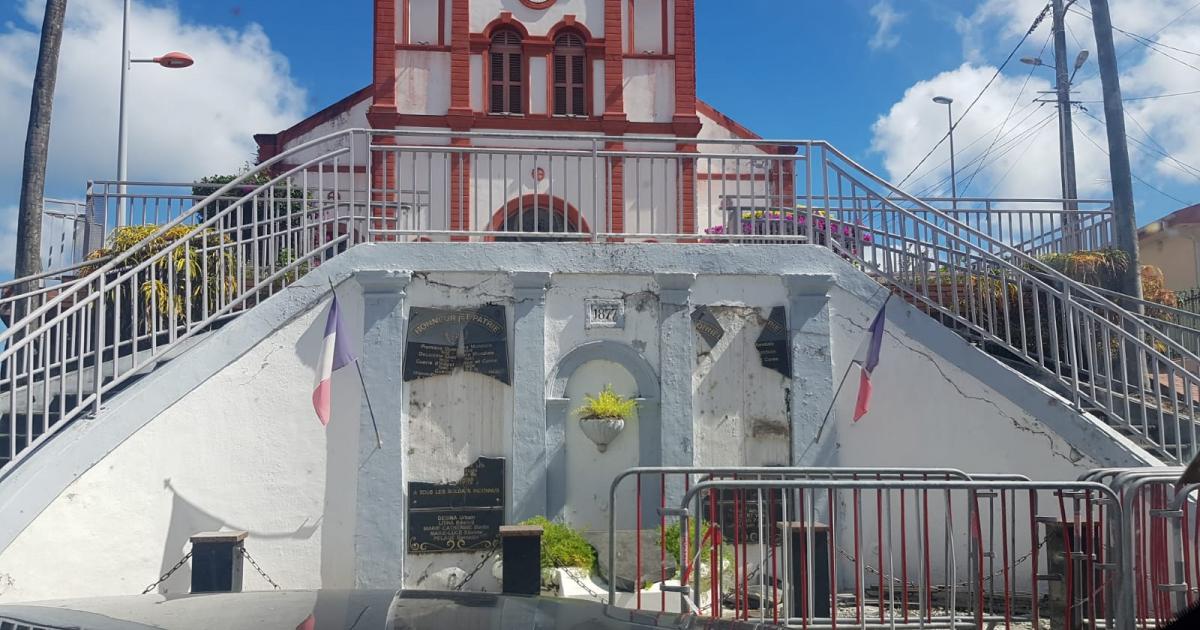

[604,467,1138,629]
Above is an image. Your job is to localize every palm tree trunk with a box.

[15,0,69,285]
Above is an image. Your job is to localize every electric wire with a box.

[1072,119,1195,205]
[959,32,1054,195]
[895,4,1052,190]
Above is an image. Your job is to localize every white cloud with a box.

[868,1,904,51]
[877,0,1200,217]
[871,64,1110,200]
[0,0,307,275]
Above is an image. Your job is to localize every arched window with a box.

[553,32,587,117]
[489,30,524,114]
[492,196,584,242]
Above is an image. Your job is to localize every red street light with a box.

[152,51,194,69]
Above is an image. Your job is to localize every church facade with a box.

[252,0,787,242]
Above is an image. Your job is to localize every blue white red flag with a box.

[853,304,887,422]
[312,294,357,426]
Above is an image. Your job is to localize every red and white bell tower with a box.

[365,0,701,136]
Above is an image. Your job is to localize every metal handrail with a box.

[815,141,1200,462]
[0,131,359,341]
[2,128,1198,470]
[0,129,367,469]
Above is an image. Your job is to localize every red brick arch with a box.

[487,194,591,240]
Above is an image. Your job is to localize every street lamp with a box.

[932,96,957,210]
[116,0,194,226]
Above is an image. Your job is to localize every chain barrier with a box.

[836,536,1048,592]
[142,551,193,595]
[562,566,608,604]
[453,546,498,591]
[242,549,281,591]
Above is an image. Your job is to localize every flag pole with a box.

[797,291,892,464]
[328,277,383,449]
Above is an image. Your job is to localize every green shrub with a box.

[520,516,596,571]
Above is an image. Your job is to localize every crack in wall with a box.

[239,343,287,386]
[836,312,1085,465]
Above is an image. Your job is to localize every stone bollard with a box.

[189,531,247,594]
[778,522,831,620]
[500,525,544,596]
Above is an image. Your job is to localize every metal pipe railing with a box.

[1,128,1195,473]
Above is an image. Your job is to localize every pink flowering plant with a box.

[704,209,873,251]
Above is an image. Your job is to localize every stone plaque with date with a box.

[691,305,725,349]
[402,306,510,384]
[407,457,506,554]
[755,306,791,377]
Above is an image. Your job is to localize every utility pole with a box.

[1090,0,1143,298]
[1051,0,1081,247]
[15,0,68,283]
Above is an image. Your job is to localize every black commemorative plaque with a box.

[408,457,505,510]
[691,306,725,349]
[701,488,785,545]
[407,457,506,554]
[408,509,505,554]
[755,306,791,377]
[403,306,510,384]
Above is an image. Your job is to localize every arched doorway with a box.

[489,194,590,242]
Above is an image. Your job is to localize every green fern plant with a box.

[575,384,638,420]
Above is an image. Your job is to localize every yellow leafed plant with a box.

[85,225,238,327]
[575,384,638,420]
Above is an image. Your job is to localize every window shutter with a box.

[489,30,524,114]
[489,51,505,114]
[571,55,586,116]
[508,52,523,114]
[553,33,587,117]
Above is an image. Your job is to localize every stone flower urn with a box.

[579,416,626,452]
[576,384,637,453]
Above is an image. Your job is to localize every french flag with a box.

[853,304,887,422]
[313,294,357,426]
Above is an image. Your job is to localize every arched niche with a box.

[545,341,661,527]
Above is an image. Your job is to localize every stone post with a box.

[656,273,695,511]
[500,525,544,595]
[190,531,247,593]
[784,274,835,466]
[511,272,551,522]
[353,270,411,588]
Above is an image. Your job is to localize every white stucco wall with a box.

[276,98,372,171]
[0,293,365,602]
[404,0,452,45]
[630,0,665,54]
[623,59,675,123]
[691,276,791,467]
[0,244,1154,604]
[471,0,605,37]
[396,51,452,116]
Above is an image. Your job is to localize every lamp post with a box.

[116,0,193,227]
[1021,45,1090,250]
[932,96,956,211]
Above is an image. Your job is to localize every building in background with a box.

[1140,203,1200,294]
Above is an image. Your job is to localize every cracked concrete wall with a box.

[693,302,791,468]
[0,243,1155,603]
[0,291,366,603]
[400,272,512,593]
[820,289,1101,477]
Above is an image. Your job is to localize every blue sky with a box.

[3,0,1200,276]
